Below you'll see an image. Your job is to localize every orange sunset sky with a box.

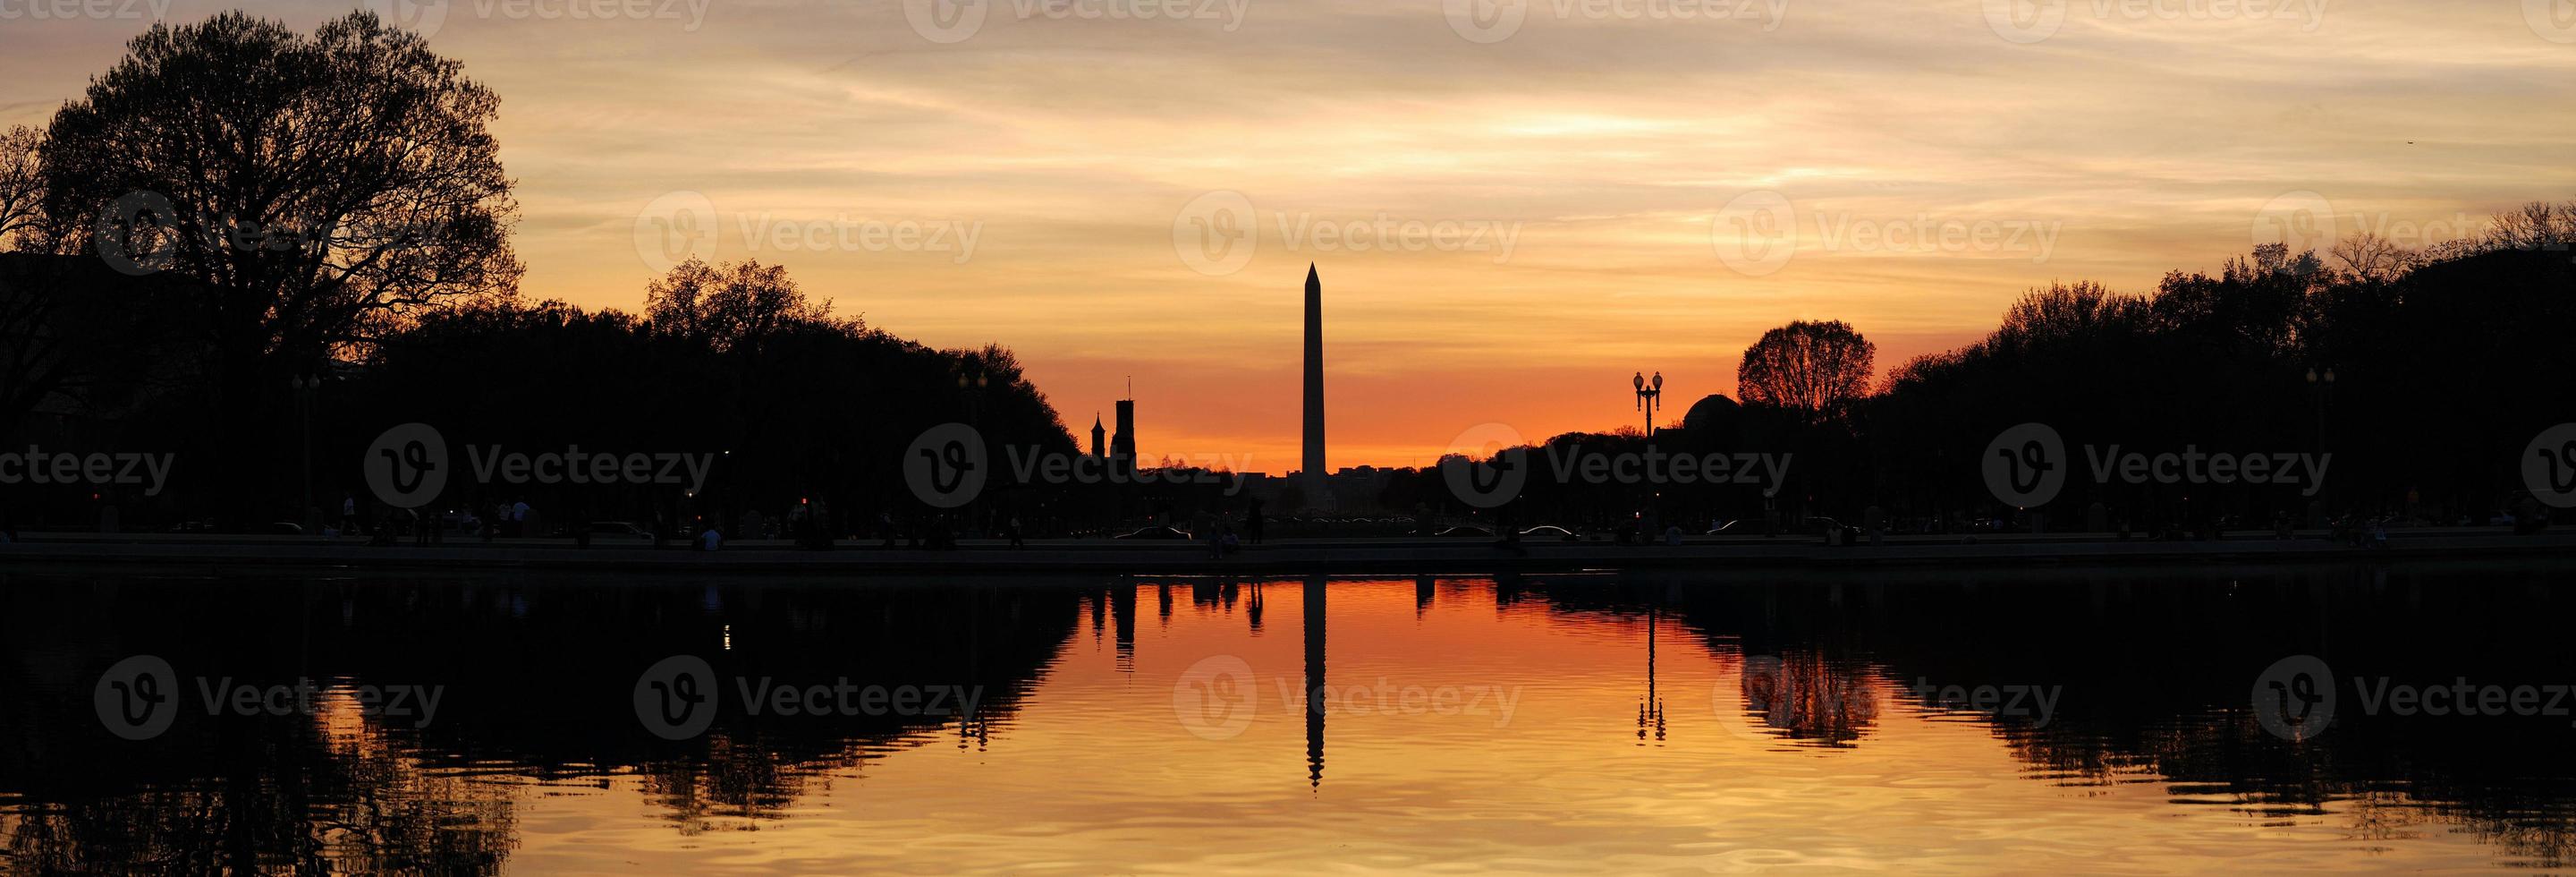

[4,0,2572,470]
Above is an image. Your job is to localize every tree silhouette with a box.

[37,11,518,520]
[1737,319,1875,425]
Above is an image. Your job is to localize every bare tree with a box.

[1737,319,1876,424]
[39,11,521,395]
[2329,232,2413,283]
[0,126,40,251]
[644,258,838,353]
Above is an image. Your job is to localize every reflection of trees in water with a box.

[0,573,1086,871]
[1530,563,2576,867]
[1741,652,1878,746]
[0,711,519,874]
[640,732,835,833]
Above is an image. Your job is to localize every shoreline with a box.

[4,529,2568,575]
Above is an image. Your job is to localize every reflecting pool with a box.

[5,562,2575,873]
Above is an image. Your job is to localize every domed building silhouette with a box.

[1679,393,1743,445]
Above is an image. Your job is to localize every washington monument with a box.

[1303,263,1326,509]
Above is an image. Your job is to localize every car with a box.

[267,522,304,535]
[1519,525,1579,541]
[1794,516,1865,544]
[1430,525,1495,537]
[585,521,654,539]
[1706,519,1743,534]
[1113,526,1192,541]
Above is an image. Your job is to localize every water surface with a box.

[4,563,2575,873]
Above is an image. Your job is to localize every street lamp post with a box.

[2305,365,2335,517]
[2305,365,2335,455]
[1632,371,1664,440]
[290,373,318,532]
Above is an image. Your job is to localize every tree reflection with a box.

[0,572,1085,871]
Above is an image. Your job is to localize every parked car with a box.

[1430,525,1496,537]
[1113,526,1192,541]
[267,522,304,535]
[586,521,654,540]
[1519,525,1579,541]
[1793,516,1864,544]
[1705,519,1743,534]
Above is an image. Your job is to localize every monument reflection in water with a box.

[4,563,2576,873]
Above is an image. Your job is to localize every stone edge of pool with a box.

[3,530,2570,575]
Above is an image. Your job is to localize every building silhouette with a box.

[1112,396,1137,477]
[1089,413,1106,460]
[1301,264,1328,510]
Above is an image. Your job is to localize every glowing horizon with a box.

[4,0,2570,470]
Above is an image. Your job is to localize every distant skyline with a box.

[4,0,2572,468]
